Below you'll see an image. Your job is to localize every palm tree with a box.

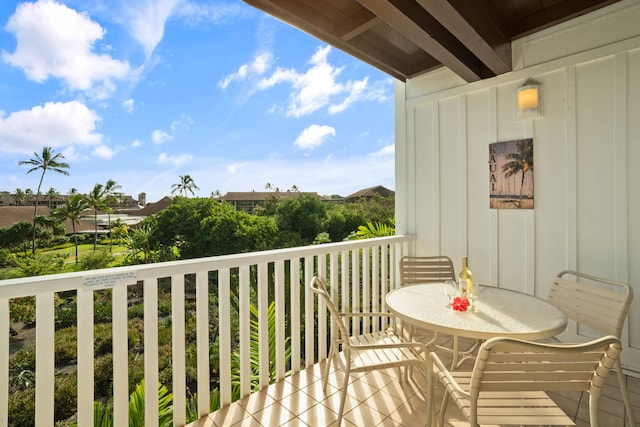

[501,139,534,208]
[13,188,26,206]
[45,187,59,209]
[85,183,106,250]
[52,194,90,264]
[19,147,70,253]
[171,175,199,197]
[103,179,122,252]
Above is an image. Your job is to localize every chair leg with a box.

[336,365,350,426]
[615,359,637,427]
[323,344,335,392]
[589,393,600,427]
[438,391,450,427]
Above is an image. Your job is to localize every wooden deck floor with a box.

[190,337,640,427]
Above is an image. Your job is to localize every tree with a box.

[18,147,70,253]
[275,194,327,245]
[52,194,90,264]
[103,179,122,252]
[45,187,59,209]
[171,175,199,197]
[85,183,106,250]
[501,139,534,208]
[13,189,26,206]
[152,197,278,258]
[125,222,158,264]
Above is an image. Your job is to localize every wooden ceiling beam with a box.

[416,0,511,75]
[355,0,490,82]
[339,8,380,41]
[242,0,415,80]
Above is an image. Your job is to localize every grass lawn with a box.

[42,243,131,269]
[46,243,129,257]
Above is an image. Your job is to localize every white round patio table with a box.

[385,283,568,367]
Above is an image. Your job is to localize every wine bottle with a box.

[458,256,473,298]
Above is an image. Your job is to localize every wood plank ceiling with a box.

[242,0,622,82]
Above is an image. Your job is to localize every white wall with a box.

[395,0,640,374]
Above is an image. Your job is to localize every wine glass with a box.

[469,283,482,312]
[444,280,457,307]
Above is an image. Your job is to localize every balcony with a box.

[1,236,413,426]
[2,234,639,426]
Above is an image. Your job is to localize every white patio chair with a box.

[309,276,428,426]
[427,335,622,427]
[399,255,456,285]
[546,269,636,427]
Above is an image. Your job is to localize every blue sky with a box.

[0,0,395,204]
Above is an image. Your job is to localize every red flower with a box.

[451,296,470,312]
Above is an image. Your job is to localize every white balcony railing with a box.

[0,235,413,426]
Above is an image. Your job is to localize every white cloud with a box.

[157,152,193,167]
[2,0,132,97]
[151,129,173,144]
[172,1,250,25]
[294,124,335,151]
[121,0,181,59]
[219,52,273,90]
[131,139,143,147]
[92,145,115,159]
[170,114,194,131]
[0,101,102,154]
[371,144,394,157]
[255,45,373,118]
[123,98,135,113]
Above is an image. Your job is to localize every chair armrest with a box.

[339,312,393,318]
[429,352,471,398]
[349,338,430,357]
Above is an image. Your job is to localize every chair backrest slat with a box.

[399,255,455,285]
[469,336,621,397]
[547,270,632,338]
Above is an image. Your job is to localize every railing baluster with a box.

[35,292,55,426]
[0,298,9,427]
[275,260,285,381]
[195,271,210,418]
[257,262,269,389]
[239,265,250,397]
[172,274,186,425]
[112,284,129,425]
[76,288,94,426]
[143,278,159,424]
[372,244,380,330]
[218,268,232,407]
[304,255,315,367]
[363,246,370,332]
[290,258,301,373]
[318,254,327,360]
[352,249,360,336]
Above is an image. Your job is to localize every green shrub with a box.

[55,326,78,365]
[9,296,36,325]
[77,250,113,271]
[94,354,113,398]
[8,387,35,426]
[55,373,77,422]
[94,323,113,356]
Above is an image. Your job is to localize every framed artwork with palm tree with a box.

[489,139,534,209]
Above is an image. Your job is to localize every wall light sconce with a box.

[517,78,543,119]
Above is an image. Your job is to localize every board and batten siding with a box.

[395,0,640,375]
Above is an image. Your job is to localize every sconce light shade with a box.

[517,78,542,119]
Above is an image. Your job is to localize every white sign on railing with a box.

[83,271,136,290]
